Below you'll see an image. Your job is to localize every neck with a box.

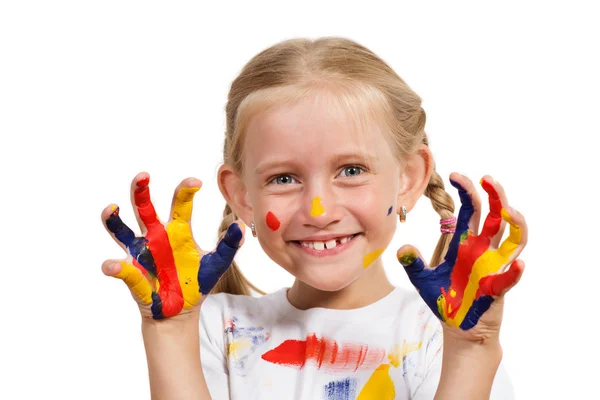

[287,261,395,310]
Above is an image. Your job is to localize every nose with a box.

[302,185,343,229]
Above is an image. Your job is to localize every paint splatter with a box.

[261,333,386,372]
[387,206,393,216]
[357,364,395,400]
[363,248,384,268]
[388,340,422,377]
[266,211,280,231]
[323,378,358,400]
[310,196,325,217]
[225,316,270,375]
[401,177,524,330]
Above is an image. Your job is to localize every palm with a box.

[399,174,526,339]
[103,174,243,319]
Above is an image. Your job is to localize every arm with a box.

[398,174,527,399]
[142,310,211,400]
[101,173,244,399]
[434,331,502,400]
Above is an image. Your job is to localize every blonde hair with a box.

[210,37,455,296]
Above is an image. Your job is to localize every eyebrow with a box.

[254,152,377,175]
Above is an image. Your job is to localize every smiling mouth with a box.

[290,233,362,251]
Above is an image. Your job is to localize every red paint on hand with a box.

[477,260,523,297]
[444,233,491,318]
[134,177,183,317]
[266,211,281,231]
[261,334,385,372]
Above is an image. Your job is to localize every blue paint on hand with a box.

[198,222,243,295]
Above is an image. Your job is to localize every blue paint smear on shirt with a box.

[323,378,357,400]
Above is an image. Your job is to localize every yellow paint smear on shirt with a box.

[310,196,325,217]
[228,338,252,360]
[363,248,384,268]
[446,207,522,327]
[388,340,423,367]
[166,187,201,309]
[115,261,153,304]
[357,364,395,400]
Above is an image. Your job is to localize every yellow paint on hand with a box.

[166,187,201,309]
[310,196,325,217]
[446,208,523,327]
[388,340,423,367]
[450,288,456,297]
[357,364,395,400]
[363,248,384,268]
[115,261,153,304]
[437,295,447,321]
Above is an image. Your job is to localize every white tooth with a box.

[340,236,349,244]
[313,241,325,250]
[307,242,315,249]
[301,241,309,247]
[325,239,337,249]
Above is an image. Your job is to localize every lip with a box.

[289,233,361,257]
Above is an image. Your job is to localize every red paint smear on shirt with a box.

[266,211,281,231]
[134,177,183,317]
[261,333,385,372]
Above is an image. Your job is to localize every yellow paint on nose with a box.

[363,248,384,268]
[310,196,325,217]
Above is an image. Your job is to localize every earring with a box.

[250,222,257,237]
[399,206,407,222]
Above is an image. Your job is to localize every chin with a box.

[298,265,361,292]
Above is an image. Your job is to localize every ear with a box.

[217,164,253,223]
[396,144,434,213]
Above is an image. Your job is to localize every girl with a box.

[101,37,527,399]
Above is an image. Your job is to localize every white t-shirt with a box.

[200,286,514,400]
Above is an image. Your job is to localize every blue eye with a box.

[270,175,297,185]
[339,166,365,177]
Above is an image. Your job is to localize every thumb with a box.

[396,245,428,277]
[198,220,245,295]
[102,259,153,305]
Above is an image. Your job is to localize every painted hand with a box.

[101,172,245,319]
[397,173,527,336]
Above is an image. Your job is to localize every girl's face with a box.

[241,95,405,291]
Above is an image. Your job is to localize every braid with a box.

[423,169,456,267]
[209,204,265,296]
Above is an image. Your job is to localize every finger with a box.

[497,206,527,260]
[447,173,481,265]
[102,259,153,305]
[169,177,202,226]
[398,245,451,322]
[102,204,134,252]
[130,172,161,236]
[482,175,509,248]
[477,259,525,297]
[102,204,158,277]
[479,176,503,240]
[198,220,245,295]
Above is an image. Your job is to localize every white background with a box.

[1,1,598,398]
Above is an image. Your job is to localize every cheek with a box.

[265,211,281,231]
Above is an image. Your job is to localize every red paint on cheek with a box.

[266,211,280,231]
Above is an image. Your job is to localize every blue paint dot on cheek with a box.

[387,206,393,216]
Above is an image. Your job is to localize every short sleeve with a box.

[200,296,230,400]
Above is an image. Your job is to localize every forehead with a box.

[243,94,393,169]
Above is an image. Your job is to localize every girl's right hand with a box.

[100,172,245,320]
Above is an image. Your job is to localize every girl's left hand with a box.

[397,173,528,343]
